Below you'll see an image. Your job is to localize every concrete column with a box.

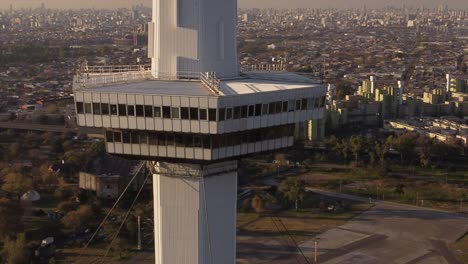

[151,160,238,264]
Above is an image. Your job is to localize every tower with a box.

[148,0,239,79]
[73,0,327,263]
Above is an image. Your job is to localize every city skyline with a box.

[0,0,467,10]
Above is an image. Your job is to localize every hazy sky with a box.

[0,0,466,10]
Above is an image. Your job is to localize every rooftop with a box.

[76,71,324,97]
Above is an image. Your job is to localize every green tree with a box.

[0,198,24,240]
[2,173,33,194]
[1,233,29,264]
[391,133,418,164]
[62,205,93,231]
[251,195,265,214]
[279,177,306,210]
[349,135,364,164]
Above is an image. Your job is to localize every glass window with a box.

[93,103,101,115]
[127,105,135,116]
[208,109,217,121]
[288,100,295,112]
[122,131,131,143]
[202,135,211,149]
[135,105,144,117]
[190,108,199,120]
[226,108,233,120]
[166,134,175,146]
[262,104,269,115]
[241,106,248,118]
[114,131,122,142]
[163,106,171,118]
[158,134,166,146]
[131,132,139,144]
[175,134,184,147]
[145,105,153,117]
[255,104,262,116]
[76,102,84,114]
[106,131,114,142]
[149,133,158,145]
[218,108,226,121]
[193,136,202,148]
[140,133,148,145]
[268,102,275,114]
[154,106,162,118]
[301,99,307,110]
[233,106,241,119]
[200,109,208,120]
[110,104,118,115]
[248,105,254,117]
[172,107,180,119]
[84,103,92,114]
[181,107,189,120]
[118,104,127,116]
[282,101,288,112]
[321,96,326,107]
[275,102,282,113]
[102,103,110,115]
[295,100,301,111]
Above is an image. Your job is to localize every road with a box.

[0,121,75,133]
[295,189,468,264]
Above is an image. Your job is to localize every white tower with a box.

[370,75,376,94]
[446,73,451,92]
[149,0,239,79]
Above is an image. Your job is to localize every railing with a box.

[79,65,151,74]
[73,70,151,91]
[200,72,221,95]
[241,64,287,72]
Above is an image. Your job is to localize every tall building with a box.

[73,0,327,263]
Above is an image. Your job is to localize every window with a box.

[233,106,241,119]
[106,131,114,142]
[175,134,184,147]
[118,104,127,116]
[202,135,211,149]
[241,106,248,118]
[255,104,262,116]
[76,102,84,114]
[136,105,144,117]
[122,131,131,143]
[102,104,110,115]
[181,107,189,120]
[262,104,268,115]
[248,105,254,117]
[84,103,92,114]
[110,104,118,115]
[208,108,217,121]
[93,103,101,115]
[268,102,275,114]
[145,105,154,117]
[163,106,171,118]
[127,105,135,116]
[200,109,208,120]
[190,108,199,120]
[301,99,307,110]
[295,100,301,111]
[172,107,180,119]
[149,133,158,145]
[275,102,282,113]
[154,106,162,118]
[288,100,295,112]
[282,101,288,112]
[166,134,175,146]
[219,108,226,121]
[158,134,166,146]
[226,108,233,120]
[114,131,122,142]
[131,132,140,144]
[193,136,202,148]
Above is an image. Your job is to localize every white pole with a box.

[137,215,141,251]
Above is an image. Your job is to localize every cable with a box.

[78,161,146,260]
[269,216,303,264]
[201,176,214,264]
[99,171,151,263]
[276,216,311,264]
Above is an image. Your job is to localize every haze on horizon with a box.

[0,0,466,10]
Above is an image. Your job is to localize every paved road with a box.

[297,189,468,264]
[0,121,75,133]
